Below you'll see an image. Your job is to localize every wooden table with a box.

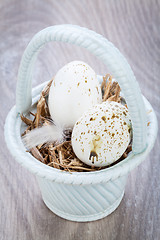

[0,0,159,239]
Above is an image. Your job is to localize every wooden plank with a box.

[0,0,160,239]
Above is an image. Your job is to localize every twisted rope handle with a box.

[16,24,147,154]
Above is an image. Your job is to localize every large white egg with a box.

[48,61,102,128]
[71,101,132,167]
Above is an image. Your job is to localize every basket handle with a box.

[16,24,147,154]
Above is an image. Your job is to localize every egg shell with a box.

[48,61,102,128]
[71,101,132,167]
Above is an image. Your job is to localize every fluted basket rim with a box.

[4,80,158,185]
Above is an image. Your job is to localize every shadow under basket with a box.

[4,25,158,222]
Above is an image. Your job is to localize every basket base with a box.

[42,191,124,222]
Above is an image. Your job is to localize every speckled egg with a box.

[48,61,102,128]
[71,101,132,167]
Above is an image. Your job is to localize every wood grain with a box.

[0,0,160,239]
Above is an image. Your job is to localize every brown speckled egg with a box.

[71,101,132,167]
[48,61,102,128]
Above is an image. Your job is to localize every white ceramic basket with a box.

[4,25,158,222]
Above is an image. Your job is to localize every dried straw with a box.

[21,75,132,172]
